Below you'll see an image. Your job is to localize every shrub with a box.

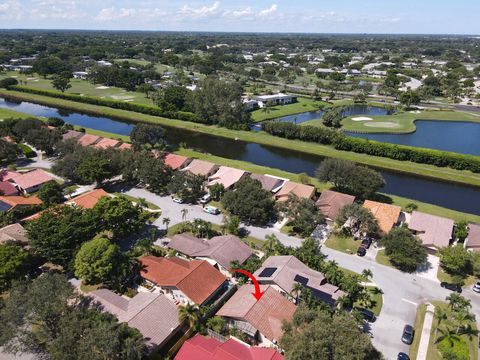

[0,78,18,88]
[18,143,37,158]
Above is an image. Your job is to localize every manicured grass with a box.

[427,300,478,360]
[375,249,394,268]
[0,107,35,119]
[251,97,327,122]
[80,282,101,293]
[0,71,152,105]
[436,267,477,287]
[324,234,358,254]
[354,286,383,316]
[409,303,428,360]
[112,192,160,210]
[2,89,480,189]
[342,109,480,134]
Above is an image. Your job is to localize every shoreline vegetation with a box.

[1,89,480,188]
[1,105,480,223]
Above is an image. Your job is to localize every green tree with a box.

[399,90,421,108]
[438,245,472,277]
[130,124,166,151]
[222,215,241,236]
[179,303,200,329]
[322,107,344,128]
[37,181,65,207]
[206,316,226,333]
[74,237,126,285]
[222,177,276,226]
[0,138,21,165]
[404,203,418,213]
[51,73,72,93]
[454,221,469,241]
[336,203,379,236]
[380,227,427,273]
[162,217,171,232]
[209,183,225,201]
[277,194,325,237]
[280,306,381,360]
[167,171,204,204]
[24,127,62,156]
[0,243,30,292]
[77,155,115,185]
[26,205,99,268]
[93,196,146,239]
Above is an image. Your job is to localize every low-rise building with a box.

[78,134,101,147]
[315,190,355,222]
[167,233,254,276]
[163,153,192,171]
[66,188,110,209]
[256,93,297,107]
[274,181,315,202]
[466,223,480,251]
[6,169,55,194]
[182,159,218,178]
[139,256,228,306]
[72,71,88,80]
[208,166,247,190]
[249,174,284,193]
[0,223,29,245]
[0,195,42,212]
[93,138,120,149]
[408,211,454,252]
[363,200,402,234]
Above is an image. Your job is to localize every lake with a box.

[1,97,480,215]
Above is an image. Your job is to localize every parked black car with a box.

[401,324,414,345]
[357,245,367,257]
[440,282,462,293]
[361,237,372,249]
[354,307,376,322]
[398,352,410,360]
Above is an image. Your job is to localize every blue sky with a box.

[0,0,478,34]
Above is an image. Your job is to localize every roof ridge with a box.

[126,293,162,322]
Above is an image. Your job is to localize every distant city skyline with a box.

[0,0,479,35]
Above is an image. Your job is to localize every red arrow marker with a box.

[232,269,265,301]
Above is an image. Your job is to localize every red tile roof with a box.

[117,143,132,151]
[66,189,109,209]
[9,169,54,190]
[78,134,101,147]
[0,195,42,208]
[363,200,401,234]
[0,181,18,196]
[139,256,227,305]
[164,153,191,170]
[93,138,120,149]
[175,335,284,360]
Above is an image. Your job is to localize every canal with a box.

[1,97,479,215]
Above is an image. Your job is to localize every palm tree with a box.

[162,217,171,233]
[264,234,281,256]
[435,325,460,346]
[290,283,304,304]
[137,197,148,208]
[452,309,475,334]
[361,269,373,283]
[434,307,448,340]
[446,293,471,312]
[179,303,200,329]
[181,209,188,221]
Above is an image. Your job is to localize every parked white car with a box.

[200,193,211,204]
[473,281,480,293]
[203,205,220,215]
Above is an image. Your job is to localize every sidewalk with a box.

[417,303,435,360]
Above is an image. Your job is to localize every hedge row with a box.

[261,121,480,173]
[9,86,200,124]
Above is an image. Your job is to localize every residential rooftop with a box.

[408,211,454,249]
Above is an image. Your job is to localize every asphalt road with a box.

[120,186,480,360]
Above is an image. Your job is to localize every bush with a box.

[18,143,37,158]
[0,78,18,88]
[437,336,469,360]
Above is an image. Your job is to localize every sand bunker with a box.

[364,122,401,128]
[409,110,421,114]
[96,86,110,89]
[110,95,134,100]
[351,116,373,121]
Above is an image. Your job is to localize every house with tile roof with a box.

[0,223,28,245]
[90,289,181,352]
[65,188,110,209]
[139,256,228,305]
[363,200,402,234]
[167,234,254,276]
[93,138,120,149]
[249,174,285,193]
[408,211,454,252]
[207,166,248,190]
[175,334,284,360]
[0,195,42,212]
[183,159,219,177]
[466,223,480,252]
[274,181,315,202]
[316,190,355,222]
[0,181,19,196]
[117,143,132,151]
[164,153,192,171]
[7,169,55,194]
[78,134,101,147]
[216,285,296,346]
[253,256,346,306]
[62,130,85,141]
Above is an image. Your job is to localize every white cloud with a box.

[258,4,277,18]
[96,7,135,21]
[178,1,221,20]
[0,1,23,19]
[222,7,254,19]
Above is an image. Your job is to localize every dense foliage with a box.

[380,227,427,272]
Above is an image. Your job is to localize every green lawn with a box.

[251,97,328,122]
[354,286,383,316]
[436,267,477,287]
[341,109,480,134]
[324,234,358,254]
[375,249,394,268]
[2,89,480,189]
[0,107,35,120]
[409,303,428,360]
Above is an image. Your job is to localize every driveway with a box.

[116,186,480,360]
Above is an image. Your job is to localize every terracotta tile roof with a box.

[168,233,254,270]
[0,181,18,196]
[93,138,120,149]
[139,256,227,305]
[90,289,180,350]
[467,223,480,251]
[66,188,109,209]
[78,134,101,147]
[175,335,284,360]
[408,211,454,249]
[217,285,296,342]
[316,190,355,221]
[183,159,218,177]
[253,256,345,306]
[0,223,28,244]
[9,169,54,190]
[250,174,284,193]
[363,200,401,234]
[208,166,247,189]
[117,143,132,151]
[62,130,85,140]
[0,170,20,182]
[164,153,191,170]
[0,195,42,208]
[274,181,315,202]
